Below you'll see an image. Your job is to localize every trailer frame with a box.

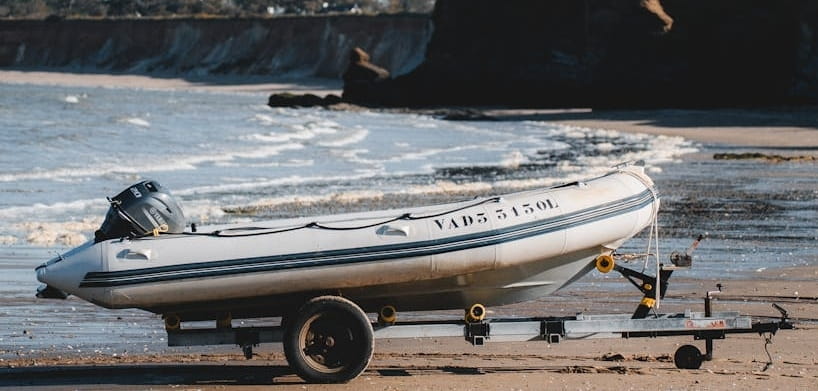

[166,299,793,370]
[164,246,795,375]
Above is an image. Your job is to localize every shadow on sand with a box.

[488,108,818,131]
[0,364,299,387]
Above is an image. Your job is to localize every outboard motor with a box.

[94,180,186,242]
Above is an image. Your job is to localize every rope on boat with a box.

[308,196,504,231]
[404,196,503,220]
[616,165,662,310]
[175,196,503,236]
[174,165,660,240]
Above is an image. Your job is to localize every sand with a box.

[3,277,817,390]
[1,71,817,390]
[484,108,818,149]
[0,70,343,95]
[4,69,816,148]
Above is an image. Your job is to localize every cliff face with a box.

[794,1,818,101]
[366,0,818,107]
[5,3,817,108]
[0,15,432,78]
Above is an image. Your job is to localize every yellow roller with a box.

[378,305,397,324]
[164,313,181,331]
[595,254,615,274]
[465,303,486,323]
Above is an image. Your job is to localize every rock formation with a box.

[342,47,391,104]
[267,47,390,108]
[267,92,342,108]
[641,0,673,32]
[347,0,818,108]
[0,16,431,78]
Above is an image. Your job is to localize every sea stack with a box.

[342,47,390,105]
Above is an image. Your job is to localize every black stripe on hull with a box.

[80,190,656,288]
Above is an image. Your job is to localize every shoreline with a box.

[2,71,817,389]
[4,70,818,148]
[485,108,818,149]
[0,70,343,95]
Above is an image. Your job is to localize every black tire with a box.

[283,296,374,383]
[674,344,703,369]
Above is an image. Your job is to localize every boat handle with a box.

[117,249,152,260]
[376,225,411,237]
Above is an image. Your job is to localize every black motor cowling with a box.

[94,180,186,242]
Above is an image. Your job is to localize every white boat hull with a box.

[37,164,658,320]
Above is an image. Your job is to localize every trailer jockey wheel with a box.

[283,296,374,383]
[674,344,704,369]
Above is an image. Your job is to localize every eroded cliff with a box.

[0,15,432,78]
[362,0,818,107]
[4,1,818,108]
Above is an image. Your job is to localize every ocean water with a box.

[0,82,695,248]
[0,81,701,359]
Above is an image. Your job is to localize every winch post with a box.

[616,235,703,319]
[702,284,723,361]
[614,263,674,319]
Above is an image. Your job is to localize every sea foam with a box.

[119,117,151,127]
[0,83,698,248]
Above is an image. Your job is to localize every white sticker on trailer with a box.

[685,319,727,329]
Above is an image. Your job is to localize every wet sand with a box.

[2,72,818,389]
[2,276,817,390]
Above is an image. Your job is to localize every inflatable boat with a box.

[36,162,658,322]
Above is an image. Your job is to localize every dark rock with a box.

[323,94,343,105]
[44,14,63,23]
[343,47,390,82]
[601,353,626,361]
[713,152,817,163]
[437,108,496,121]
[267,93,342,108]
[342,47,391,105]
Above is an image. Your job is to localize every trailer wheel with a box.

[283,296,374,383]
[674,344,703,369]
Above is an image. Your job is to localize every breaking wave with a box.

[0,83,697,247]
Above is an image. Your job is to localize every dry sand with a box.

[485,108,818,149]
[1,71,817,390]
[0,70,343,95]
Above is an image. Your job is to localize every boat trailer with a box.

[168,302,792,369]
[165,246,794,380]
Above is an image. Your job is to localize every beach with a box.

[0,70,344,95]
[1,71,817,390]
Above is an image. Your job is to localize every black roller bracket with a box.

[466,322,490,346]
